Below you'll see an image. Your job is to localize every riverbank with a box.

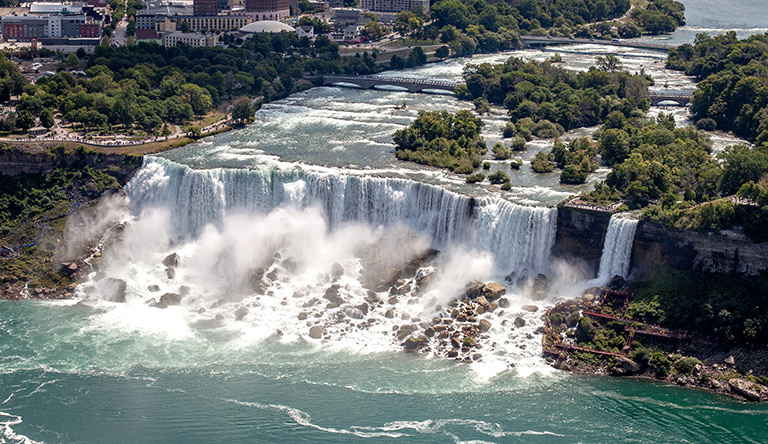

[542,288,768,402]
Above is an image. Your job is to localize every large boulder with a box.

[521,305,538,312]
[235,306,248,321]
[98,278,127,303]
[309,325,324,339]
[478,319,492,332]
[165,268,176,279]
[513,317,526,328]
[403,335,429,351]
[331,262,344,280]
[610,358,641,376]
[464,281,485,299]
[728,379,765,401]
[159,292,182,306]
[162,253,179,268]
[482,282,506,301]
[323,284,344,306]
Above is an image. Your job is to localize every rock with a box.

[309,325,324,339]
[447,350,458,358]
[475,296,489,307]
[165,268,176,279]
[323,284,343,305]
[385,309,394,318]
[403,335,428,351]
[388,296,398,304]
[391,284,411,295]
[147,285,160,292]
[356,303,369,316]
[198,307,206,314]
[513,317,526,328]
[98,278,127,303]
[724,356,735,365]
[266,269,278,281]
[235,306,248,321]
[456,313,468,322]
[488,302,498,312]
[475,305,485,315]
[61,262,78,274]
[728,379,763,401]
[159,292,182,306]
[497,298,510,308]
[521,305,538,312]
[162,253,179,268]
[610,358,641,376]
[179,286,191,296]
[482,282,506,301]
[425,327,436,337]
[344,307,364,320]
[331,262,344,280]
[298,312,308,320]
[565,311,580,328]
[478,319,491,332]
[464,281,485,299]
[582,293,595,303]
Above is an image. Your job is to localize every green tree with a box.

[39,109,54,128]
[435,46,450,59]
[66,53,80,67]
[17,110,35,130]
[231,97,255,124]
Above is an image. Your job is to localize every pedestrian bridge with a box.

[321,75,459,93]
[649,92,693,106]
[520,36,674,52]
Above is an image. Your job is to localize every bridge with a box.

[649,92,693,106]
[321,75,693,106]
[321,75,459,93]
[520,35,675,52]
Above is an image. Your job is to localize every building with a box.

[330,24,361,42]
[29,2,84,15]
[1,13,101,41]
[162,31,217,46]
[358,0,429,14]
[180,15,251,32]
[238,20,294,33]
[243,0,289,21]
[193,0,219,16]
[295,24,313,38]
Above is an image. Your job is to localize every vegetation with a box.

[667,32,768,144]
[457,57,651,134]
[393,110,486,173]
[551,137,598,184]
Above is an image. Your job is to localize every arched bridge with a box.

[521,36,674,52]
[649,92,693,106]
[320,75,692,106]
[321,75,459,93]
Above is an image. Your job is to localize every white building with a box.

[295,24,313,39]
[162,31,217,46]
[358,0,429,14]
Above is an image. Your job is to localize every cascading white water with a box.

[127,156,557,276]
[596,215,639,282]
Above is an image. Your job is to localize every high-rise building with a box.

[359,0,429,14]
[244,0,290,20]
[193,0,219,16]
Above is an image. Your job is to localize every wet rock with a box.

[478,319,491,332]
[388,296,398,305]
[475,295,489,307]
[724,356,735,365]
[303,297,320,307]
[160,292,182,306]
[482,282,506,301]
[472,353,482,361]
[323,284,344,305]
[476,305,485,315]
[403,335,428,351]
[456,313,468,322]
[356,303,369,316]
[385,309,395,318]
[425,327,436,337]
[488,302,498,312]
[98,278,127,303]
[179,285,191,296]
[331,262,344,280]
[344,307,364,320]
[450,337,461,348]
[728,379,764,401]
[147,285,160,292]
[61,262,78,275]
[513,317,526,328]
[309,325,324,339]
[521,305,538,312]
[416,273,432,287]
[266,269,278,281]
[165,268,176,279]
[464,281,485,299]
[565,311,580,328]
[610,358,641,376]
[447,350,458,358]
[235,306,248,321]
[298,312,308,320]
[582,293,596,303]
[162,253,179,268]
[391,284,411,296]
[198,307,206,314]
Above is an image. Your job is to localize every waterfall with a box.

[126,157,558,276]
[596,215,638,282]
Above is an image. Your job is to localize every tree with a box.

[66,53,80,67]
[75,47,86,59]
[435,46,450,59]
[181,21,190,33]
[231,97,255,124]
[596,54,622,72]
[362,21,385,41]
[40,109,54,128]
[17,110,35,130]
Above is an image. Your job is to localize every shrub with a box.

[531,151,554,173]
[466,173,485,183]
[482,161,491,170]
[651,352,673,378]
[510,136,527,151]
[488,170,510,184]
[500,181,512,190]
[502,121,516,138]
[492,142,512,160]
[510,158,522,170]
[695,118,717,131]
[674,357,702,375]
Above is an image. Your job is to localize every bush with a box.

[674,356,702,375]
[482,161,491,170]
[651,352,673,378]
[500,181,512,190]
[510,136,527,151]
[531,151,554,173]
[466,173,485,183]
[510,158,522,169]
[492,142,512,160]
[695,118,717,131]
[488,170,510,184]
[502,121,516,138]
[629,347,652,366]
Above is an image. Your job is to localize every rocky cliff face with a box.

[553,206,612,275]
[0,146,141,184]
[633,221,768,276]
[554,205,768,277]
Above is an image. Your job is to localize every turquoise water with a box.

[2,301,767,444]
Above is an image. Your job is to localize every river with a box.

[2,6,768,443]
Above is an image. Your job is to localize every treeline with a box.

[667,32,768,144]
[6,33,402,134]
